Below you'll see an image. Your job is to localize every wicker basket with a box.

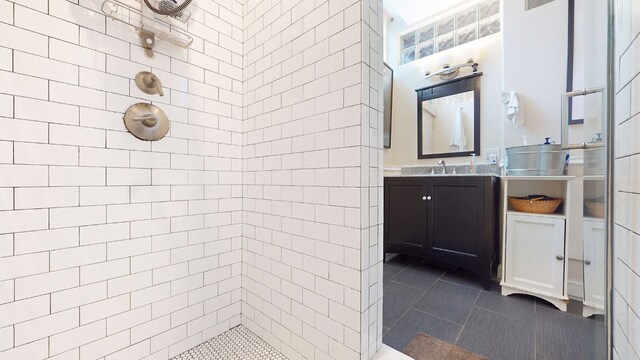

[509,196,564,214]
[585,200,605,218]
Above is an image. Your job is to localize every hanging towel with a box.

[502,91,525,128]
[449,107,467,151]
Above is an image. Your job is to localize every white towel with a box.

[449,107,467,151]
[502,91,525,128]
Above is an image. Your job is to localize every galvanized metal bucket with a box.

[506,144,569,176]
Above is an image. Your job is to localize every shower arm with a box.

[424,59,479,80]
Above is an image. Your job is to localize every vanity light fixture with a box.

[424,58,479,81]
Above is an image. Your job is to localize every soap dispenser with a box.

[470,153,477,174]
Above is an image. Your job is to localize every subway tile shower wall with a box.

[0,0,386,359]
[614,0,640,359]
[0,0,246,359]
[241,0,384,359]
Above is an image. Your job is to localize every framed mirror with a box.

[416,73,482,159]
[383,63,394,148]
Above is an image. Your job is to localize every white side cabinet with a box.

[505,214,566,297]
[583,218,605,317]
[500,176,575,312]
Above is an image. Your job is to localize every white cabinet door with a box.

[505,214,566,297]
[583,219,605,309]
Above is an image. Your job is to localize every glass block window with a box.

[526,0,555,10]
[479,0,499,19]
[400,32,416,51]
[456,7,477,29]
[436,15,455,36]
[479,15,500,37]
[417,24,434,44]
[399,0,501,65]
[417,41,435,59]
[401,47,416,64]
[457,25,477,46]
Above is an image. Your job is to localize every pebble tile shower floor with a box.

[171,326,288,360]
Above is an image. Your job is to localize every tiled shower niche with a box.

[400,0,500,64]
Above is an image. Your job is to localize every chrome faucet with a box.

[438,160,446,174]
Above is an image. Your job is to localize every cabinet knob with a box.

[422,196,427,200]
[585,259,591,265]
[427,196,432,201]
[556,255,564,261]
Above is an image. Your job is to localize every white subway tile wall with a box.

[241,0,384,359]
[0,1,245,360]
[0,0,385,358]
[614,1,640,360]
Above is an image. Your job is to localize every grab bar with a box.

[561,87,606,150]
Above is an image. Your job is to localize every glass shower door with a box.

[562,0,609,359]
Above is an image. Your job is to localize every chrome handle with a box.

[585,259,591,265]
[561,87,605,150]
[556,255,564,261]
[132,114,158,127]
[136,71,164,97]
[143,74,164,96]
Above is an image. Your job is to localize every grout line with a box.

[534,298,538,359]
[453,288,483,345]
[408,306,465,327]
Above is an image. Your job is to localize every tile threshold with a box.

[373,344,414,360]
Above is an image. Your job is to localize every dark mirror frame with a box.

[567,0,583,125]
[383,63,394,148]
[416,73,482,159]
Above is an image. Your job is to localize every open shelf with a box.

[583,175,605,181]
[502,176,576,181]
[506,210,566,220]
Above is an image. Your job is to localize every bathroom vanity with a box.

[384,175,500,289]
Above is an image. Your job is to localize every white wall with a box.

[383,13,503,166]
[385,0,579,167]
[502,0,569,149]
[0,0,242,359]
[241,0,384,359]
[613,0,640,358]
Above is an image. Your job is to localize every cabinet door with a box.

[427,177,483,261]
[384,178,428,252]
[583,219,605,309]
[505,214,565,296]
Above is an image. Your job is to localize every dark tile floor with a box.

[383,255,606,360]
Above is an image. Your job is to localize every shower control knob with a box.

[135,71,164,96]
[556,255,564,261]
[584,259,591,265]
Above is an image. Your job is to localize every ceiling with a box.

[384,0,471,26]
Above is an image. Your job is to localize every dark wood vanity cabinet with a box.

[384,176,500,289]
